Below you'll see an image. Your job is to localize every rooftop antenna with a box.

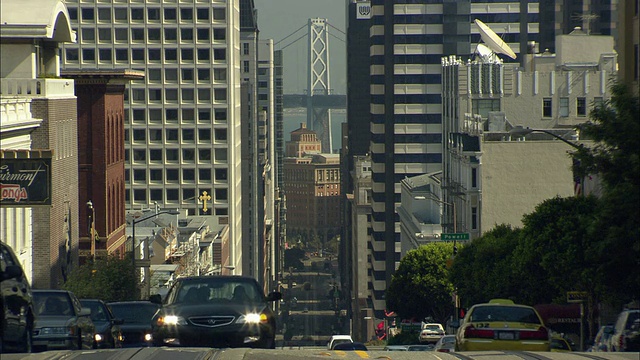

[572,12,599,35]
[473,19,517,60]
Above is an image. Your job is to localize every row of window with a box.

[126,108,227,123]
[124,87,227,103]
[68,7,226,23]
[542,96,599,118]
[127,189,229,213]
[66,48,226,64]
[77,27,226,43]
[126,167,227,183]
[125,128,227,142]
[125,148,228,163]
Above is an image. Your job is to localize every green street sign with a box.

[567,291,588,303]
[441,233,470,241]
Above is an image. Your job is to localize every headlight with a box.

[237,313,267,324]
[144,333,153,342]
[94,333,104,342]
[158,315,187,326]
[40,327,70,335]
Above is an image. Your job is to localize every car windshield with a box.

[81,300,108,321]
[33,292,73,316]
[442,336,455,343]
[425,325,441,330]
[470,305,541,324]
[625,312,640,329]
[167,278,264,305]
[109,303,159,323]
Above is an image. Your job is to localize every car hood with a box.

[161,302,269,317]
[34,316,75,328]
[93,321,112,333]
[120,323,152,332]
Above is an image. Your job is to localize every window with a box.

[149,129,162,142]
[243,60,250,73]
[149,89,162,102]
[164,8,177,21]
[133,169,146,182]
[182,129,195,142]
[114,8,127,21]
[197,28,209,41]
[181,28,193,41]
[183,188,195,202]
[182,69,194,82]
[196,8,209,21]
[543,98,552,117]
[243,43,249,55]
[183,149,195,163]
[180,8,193,21]
[131,49,144,61]
[134,189,146,202]
[214,89,227,102]
[166,129,178,141]
[149,149,162,161]
[149,109,162,123]
[148,28,161,41]
[165,28,177,41]
[131,8,144,21]
[81,8,95,21]
[165,68,178,81]
[166,169,179,182]
[182,89,194,102]
[148,49,161,61]
[82,49,95,61]
[98,8,111,21]
[198,69,210,81]
[82,28,95,42]
[182,109,195,122]
[132,89,145,102]
[98,28,111,41]
[215,168,227,181]
[199,168,211,182]
[131,28,145,42]
[198,89,211,102]
[577,97,586,116]
[166,109,178,122]
[214,68,226,81]
[182,168,195,180]
[115,49,128,62]
[198,109,211,122]
[215,188,228,201]
[181,49,194,62]
[150,169,162,181]
[147,8,160,21]
[165,48,177,61]
[133,149,146,161]
[198,128,211,141]
[471,168,478,188]
[68,8,77,20]
[98,49,112,62]
[132,109,145,122]
[215,148,227,161]
[213,28,226,41]
[66,49,79,61]
[559,97,569,117]
[166,149,179,162]
[147,68,161,82]
[471,207,478,230]
[199,149,211,161]
[197,48,210,61]
[115,28,128,42]
[214,48,226,61]
[213,8,225,20]
[215,129,227,141]
[167,189,179,201]
[150,189,163,202]
[214,109,227,121]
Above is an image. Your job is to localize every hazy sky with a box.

[254,0,347,94]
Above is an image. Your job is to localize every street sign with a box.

[441,233,470,241]
[566,291,588,303]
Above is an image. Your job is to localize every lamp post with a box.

[129,209,180,299]
[509,126,584,150]
[87,200,96,259]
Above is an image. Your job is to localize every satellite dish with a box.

[475,43,495,60]
[474,19,517,60]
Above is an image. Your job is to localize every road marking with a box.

[355,350,369,358]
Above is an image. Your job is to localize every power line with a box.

[328,32,345,43]
[279,33,307,51]
[326,22,346,36]
[274,23,307,47]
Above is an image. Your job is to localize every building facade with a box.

[62,0,244,273]
[1,0,78,288]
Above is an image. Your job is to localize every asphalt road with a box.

[3,348,640,360]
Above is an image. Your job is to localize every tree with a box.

[62,255,139,301]
[385,243,455,325]
[572,82,640,306]
[283,248,305,271]
[449,224,521,307]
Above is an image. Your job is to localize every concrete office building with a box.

[62,0,244,273]
[617,0,639,92]
[1,0,78,288]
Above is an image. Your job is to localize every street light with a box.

[509,126,584,150]
[87,200,96,259]
[129,209,180,299]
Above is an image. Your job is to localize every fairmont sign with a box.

[0,157,52,206]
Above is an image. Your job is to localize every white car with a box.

[419,323,445,343]
[434,334,456,352]
[327,334,353,350]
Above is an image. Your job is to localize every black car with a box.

[0,241,35,353]
[80,299,123,348]
[151,275,282,348]
[332,341,368,351]
[108,301,160,347]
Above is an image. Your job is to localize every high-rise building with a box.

[62,0,244,272]
[617,0,639,92]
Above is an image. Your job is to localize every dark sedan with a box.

[108,301,160,347]
[151,275,282,348]
[80,299,123,348]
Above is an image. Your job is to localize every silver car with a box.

[32,290,95,351]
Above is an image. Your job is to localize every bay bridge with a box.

[278,18,346,153]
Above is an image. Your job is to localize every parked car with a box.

[151,275,282,348]
[383,345,408,351]
[327,334,353,349]
[433,334,456,352]
[0,241,35,353]
[419,323,445,343]
[407,344,434,351]
[589,325,614,352]
[550,336,574,352]
[80,299,123,348]
[332,341,367,351]
[609,309,640,352]
[108,301,160,347]
[32,290,95,351]
[455,298,550,352]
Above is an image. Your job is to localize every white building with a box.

[62,0,244,273]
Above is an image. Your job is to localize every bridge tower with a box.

[307,18,332,153]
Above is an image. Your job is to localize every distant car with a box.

[151,275,282,348]
[433,334,456,353]
[108,301,160,347]
[384,345,408,351]
[0,241,35,353]
[609,309,640,352]
[590,325,613,352]
[332,341,367,351]
[550,336,573,352]
[407,344,434,351]
[327,334,353,349]
[32,290,95,351]
[80,299,123,348]
[419,323,445,343]
[455,298,550,352]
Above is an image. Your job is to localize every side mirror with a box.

[149,294,162,304]
[79,307,91,317]
[1,265,23,281]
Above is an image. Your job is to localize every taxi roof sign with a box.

[488,299,515,304]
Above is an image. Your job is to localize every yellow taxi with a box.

[455,299,551,351]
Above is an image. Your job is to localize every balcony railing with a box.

[0,97,34,125]
[0,78,75,98]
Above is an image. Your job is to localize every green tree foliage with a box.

[449,224,521,307]
[386,243,454,324]
[572,82,640,305]
[62,256,139,301]
[283,248,305,271]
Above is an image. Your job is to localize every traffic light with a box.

[453,246,458,256]
[459,308,466,319]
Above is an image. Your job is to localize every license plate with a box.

[498,332,515,340]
